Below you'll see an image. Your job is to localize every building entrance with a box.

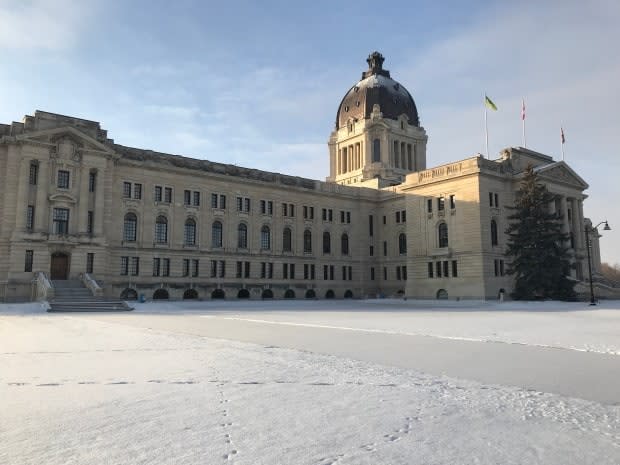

[50,253,69,280]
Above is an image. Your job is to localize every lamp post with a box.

[584,220,611,306]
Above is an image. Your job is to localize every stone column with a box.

[35,160,50,233]
[77,166,90,234]
[94,167,105,236]
[14,154,30,231]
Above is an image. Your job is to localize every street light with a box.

[585,220,611,306]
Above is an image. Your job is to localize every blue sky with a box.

[1,0,619,263]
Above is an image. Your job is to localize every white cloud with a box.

[0,0,99,51]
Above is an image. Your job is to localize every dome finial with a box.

[367,51,385,74]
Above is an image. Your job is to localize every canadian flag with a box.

[521,99,525,121]
[561,127,565,144]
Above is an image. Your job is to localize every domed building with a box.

[0,52,603,303]
[328,52,427,186]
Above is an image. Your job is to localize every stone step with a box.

[48,301,133,312]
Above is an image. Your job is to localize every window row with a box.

[427,195,456,213]
[494,259,506,276]
[427,260,458,278]
[24,251,94,273]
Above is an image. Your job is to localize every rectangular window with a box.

[494,259,499,276]
[309,207,314,219]
[427,199,433,213]
[87,211,94,234]
[29,163,38,185]
[53,208,70,235]
[268,262,273,279]
[89,172,96,193]
[183,259,190,277]
[86,253,94,274]
[220,195,226,209]
[185,190,192,205]
[153,258,161,277]
[261,262,266,278]
[267,201,273,215]
[134,183,142,200]
[402,266,407,281]
[24,250,33,272]
[329,265,334,281]
[237,197,243,211]
[120,256,129,275]
[328,209,333,222]
[436,261,442,278]
[489,192,494,207]
[369,245,374,256]
[289,204,295,217]
[282,203,288,217]
[342,266,347,281]
[494,193,499,208]
[245,198,251,213]
[164,187,172,203]
[162,258,170,277]
[211,193,219,208]
[310,264,315,280]
[383,215,386,225]
[370,267,375,280]
[244,261,250,278]
[130,257,140,276]
[123,182,132,198]
[219,260,225,278]
[322,208,327,221]
[193,259,199,277]
[383,267,387,281]
[290,263,295,280]
[369,215,374,236]
[211,260,218,277]
[155,186,163,202]
[383,241,387,256]
[428,262,434,278]
[283,263,289,279]
[396,267,401,280]
[323,265,328,280]
[236,261,243,278]
[260,200,266,214]
[57,170,70,189]
[438,196,445,211]
[193,191,200,206]
[396,211,400,223]
[304,264,309,280]
[303,206,308,219]
[500,259,505,276]
[346,212,351,223]
[26,205,35,230]
[450,195,456,209]
[452,260,458,277]
[340,211,345,223]
[443,261,449,277]
[401,210,406,223]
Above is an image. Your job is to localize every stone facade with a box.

[0,54,597,302]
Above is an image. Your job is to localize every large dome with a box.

[335,52,419,129]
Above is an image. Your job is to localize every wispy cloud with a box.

[0,0,99,51]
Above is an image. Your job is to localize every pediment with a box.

[16,126,117,157]
[49,192,78,204]
[534,162,589,190]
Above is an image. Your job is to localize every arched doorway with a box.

[237,289,250,299]
[153,288,169,300]
[50,252,70,280]
[436,289,449,300]
[344,290,353,299]
[325,289,335,299]
[261,289,273,299]
[305,289,316,299]
[284,289,295,299]
[183,289,198,300]
[211,289,225,299]
[120,288,138,300]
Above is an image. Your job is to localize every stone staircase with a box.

[48,280,133,312]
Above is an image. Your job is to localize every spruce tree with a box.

[505,165,576,300]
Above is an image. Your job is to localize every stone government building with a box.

[0,52,601,302]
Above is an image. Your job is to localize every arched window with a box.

[323,231,331,254]
[155,216,168,243]
[238,223,248,249]
[303,229,312,253]
[282,227,292,252]
[491,220,498,246]
[184,218,196,245]
[399,233,407,254]
[372,138,381,162]
[261,225,271,250]
[438,223,449,248]
[212,221,223,248]
[123,213,137,242]
[341,233,349,255]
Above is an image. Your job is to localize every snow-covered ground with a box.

[1,301,619,464]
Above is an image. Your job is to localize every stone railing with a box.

[34,271,54,301]
[81,273,103,297]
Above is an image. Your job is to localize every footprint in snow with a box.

[223,450,238,460]
[318,454,344,465]
[384,434,401,442]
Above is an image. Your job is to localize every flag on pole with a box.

[484,95,498,111]
[521,98,526,121]
[561,127,565,144]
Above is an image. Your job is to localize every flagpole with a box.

[484,93,489,158]
[521,98,526,148]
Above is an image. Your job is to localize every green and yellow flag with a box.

[484,95,498,111]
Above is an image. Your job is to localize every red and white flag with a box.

[521,98,526,121]
[561,127,565,144]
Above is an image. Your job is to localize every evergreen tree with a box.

[505,165,576,300]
